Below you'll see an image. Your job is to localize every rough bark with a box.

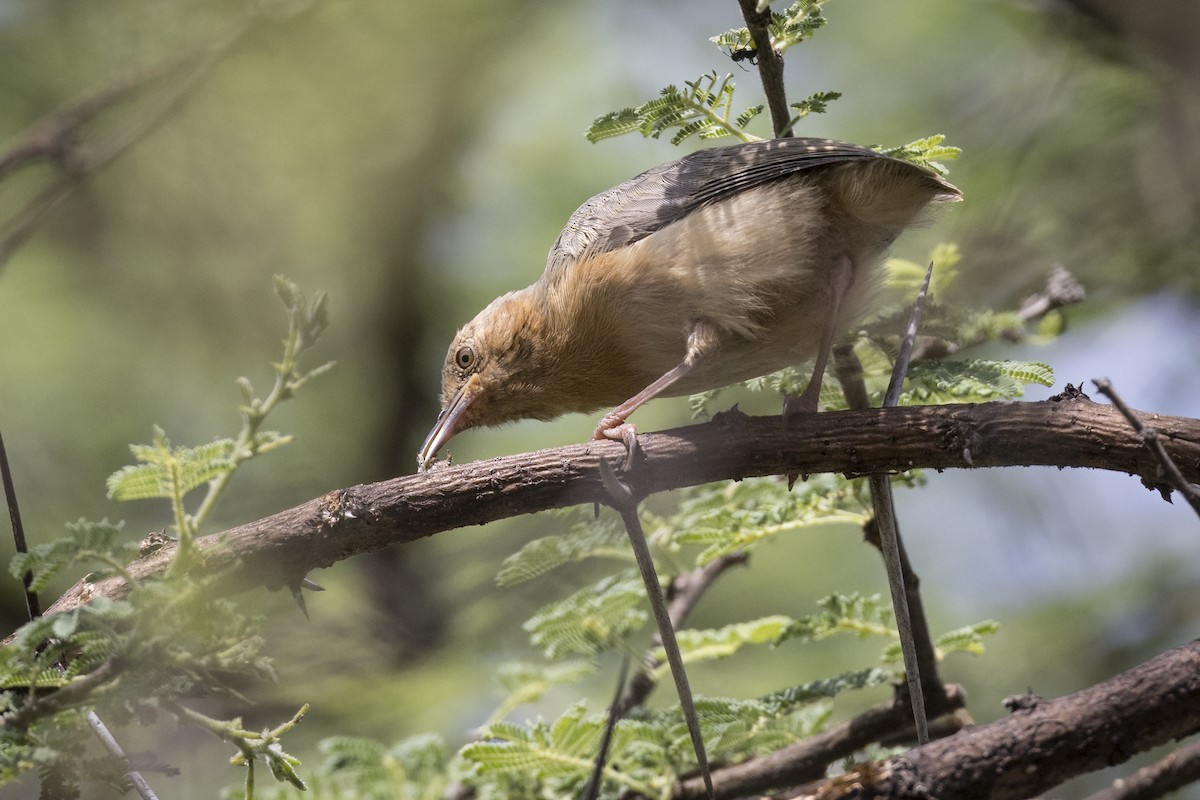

[795,640,1200,800]
[29,396,1200,624]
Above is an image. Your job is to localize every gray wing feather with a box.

[546,138,884,275]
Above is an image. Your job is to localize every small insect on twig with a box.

[727,45,759,68]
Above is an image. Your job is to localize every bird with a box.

[418,137,960,471]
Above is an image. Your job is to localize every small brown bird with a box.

[418,138,960,470]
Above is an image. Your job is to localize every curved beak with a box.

[417,374,481,471]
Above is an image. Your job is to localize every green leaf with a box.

[9,519,134,592]
[711,1,828,56]
[934,620,1001,657]
[671,476,869,564]
[898,359,1054,405]
[587,108,644,142]
[587,71,763,145]
[463,705,666,798]
[777,593,895,645]
[523,574,649,659]
[783,90,842,132]
[734,104,765,129]
[463,716,576,777]
[882,242,961,298]
[491,661,597,723]
[497,520,630,586]
[1038,308,1066,338]
[653,616,793,675]
[704,702,833,759]
[106,429,235,501]
[879,134,961,176]
[757,667,894,712]
[709,27,755,52]
[107,430,291,502]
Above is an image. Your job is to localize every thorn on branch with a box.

[1002,691,1043,713]
[288,576,324,619]
[1049,382,1091,402]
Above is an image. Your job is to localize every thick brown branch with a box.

[1084,738,1200,800]
[675,685,967,799]
[25,398,1200,627]
[800,640,1200,800]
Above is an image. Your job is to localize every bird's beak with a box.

[417,374,481,471]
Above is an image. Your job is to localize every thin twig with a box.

[597,457,714,800]
[0,431,40,619]
[0,49,213,270]
[620,553,749,713]
[581,653,632,800]
[861,517,944,717]
[866,475,927,743]
[835,262,940,744]
[1093,377,1200,518]
[1017,264,1086,321]
[911,265,1086,361]
[87,711,161,800]
[737,0,791,137]
[883,261,934,409]
[877,262,936,742]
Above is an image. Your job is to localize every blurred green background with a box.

[1,0,1198,797]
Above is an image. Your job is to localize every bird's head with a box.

[417,289,552,470]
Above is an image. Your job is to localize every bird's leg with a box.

[783,253,854,423]
[594,321,720,469]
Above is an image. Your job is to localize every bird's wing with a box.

[545,138,887,276]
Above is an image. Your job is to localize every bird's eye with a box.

[455,346,475,370]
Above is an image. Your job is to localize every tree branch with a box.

[674,685,968,799]
[20,397,1200,630]
[737,0,791,137]
[792,640,1200,800]
[1083,737,1200,800]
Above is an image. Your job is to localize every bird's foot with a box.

[782,387,819,429]
[782,391,819,492]
[593,414,640,471]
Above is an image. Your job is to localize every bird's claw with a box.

[594,416,641,471]
[782,392,818,491]
[782,389,819,430]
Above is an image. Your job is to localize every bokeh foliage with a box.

[0,0,1198,797]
